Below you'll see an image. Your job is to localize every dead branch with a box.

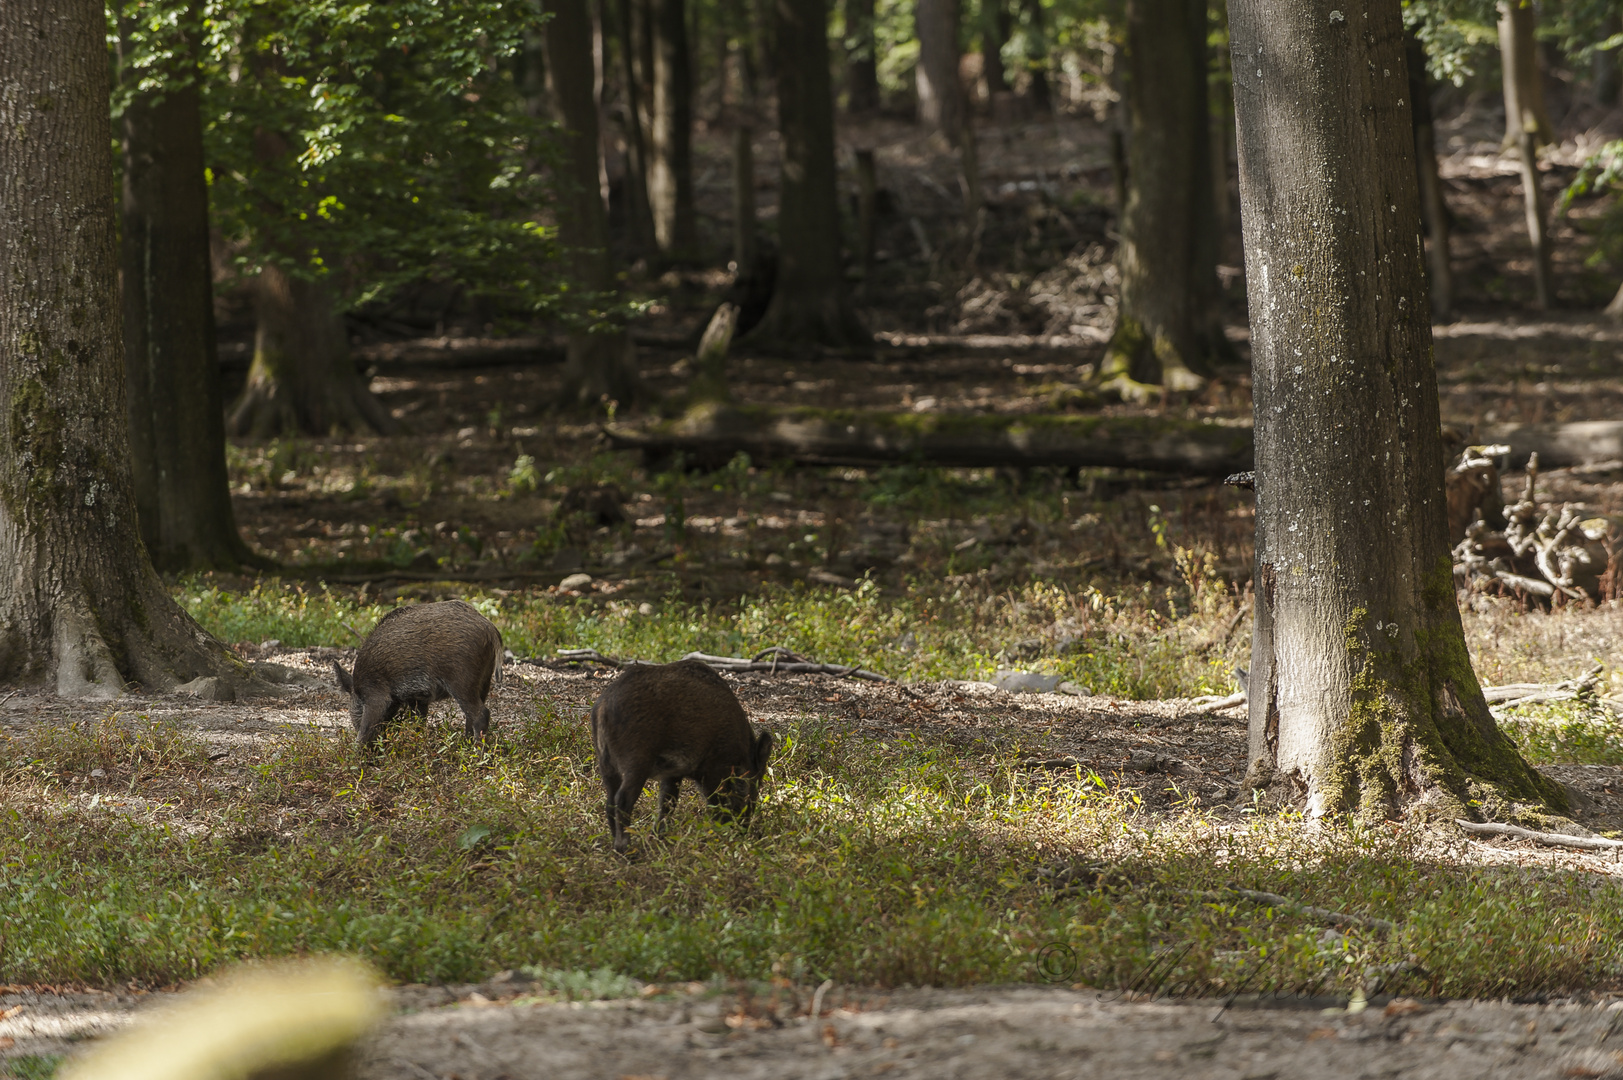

[539,646,892,683]
[1191,691,1246,715]
[605,405,1254,476]
[1454,819,1623,852]
[1482,664,1602,707]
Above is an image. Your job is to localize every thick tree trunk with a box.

[743,0,869,351]
[1229,0,1566,819]
[1499,1,1553,308]
[1,0,260,698]
[118,9,258,572]
[981,0,1009,99]
[1101,0,1220,401]
[550,0,643,408]
[843,0,880,112]
[1407,30,1453,320]
[228,265,397,437]
[650,0,698,258]
[916,0,963,141]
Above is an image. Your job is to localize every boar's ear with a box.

[753,730,776,773]
[332,661,353,694]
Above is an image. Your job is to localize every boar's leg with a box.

[609,768,650,853]
[655,777,683,836]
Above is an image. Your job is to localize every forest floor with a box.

[8,114,1623,1077]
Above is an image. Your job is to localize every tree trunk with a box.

[733,125,758,273]
[1019,0,1052,113]
[1229,0,1566,819]
[1498,2,1552,148]
[742,0,869,351]
[916,0,963,142]
[549,0,643,408]
[981,0,1009,98]
[1407,30,1453,320]
[650,0,698,258]
[844,0,880,112]
[1,0,260,698]
[613,0,658,254]
[228,265,397,437]
[1498,2,1552,309]
[117,7,258,572]
[1596,15,1621,106]
[1101,0,1219,401]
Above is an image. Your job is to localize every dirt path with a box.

[7,979,1623,1079]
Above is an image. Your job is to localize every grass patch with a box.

[1497,701,1623,766]
[2,711,1619,997]
[174,576,1245,700]
[0,1056,63,1080]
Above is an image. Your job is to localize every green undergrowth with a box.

[2,713,1620,996]
[1497,701,1623,766]
[175,576,1244,700]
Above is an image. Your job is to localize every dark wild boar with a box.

[590,659,775,852]
[331,600,503,747]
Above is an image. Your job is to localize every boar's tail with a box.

[492,631,505,690]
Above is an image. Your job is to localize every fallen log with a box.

[1478,420,1623,469]
[605,404,1255,476]
[1455,819,1623,852]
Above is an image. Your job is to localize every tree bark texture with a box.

[549,0,642,407]
[650,0,698,257]
[228,265,396,437]
[916,0,964,142]
[981,0,1009,97]
[1,0,258,697]
[118,10,256,572]
[744,0,869,351]
[732,125,758,273]
[843,0,880,112]
[1229,0,1565,819]
[1406,30,1452,320]
[1101,0,1220,400]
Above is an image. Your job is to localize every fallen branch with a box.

[1191,691,1246,715]
[1480,420,1623,469]
[606,405,1254,477]
[1455,819,1623,852]
[1221,888,1397,933]
[1482,664,1602,707]
[540,646,892,683]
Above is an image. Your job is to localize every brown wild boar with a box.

[331,600,503,747]
[589,659,775,852]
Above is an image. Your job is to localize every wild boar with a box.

[589,659,775,852]
[331,600,503,747]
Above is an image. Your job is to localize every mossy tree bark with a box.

[650,0,698,259]
[227,263,397,437]
[549,0,642,408]
[1100,0,1223,402]
[743,0,869,352]
[1230,0,1567,820]
[1,0,260,698]
[118,6,259,572]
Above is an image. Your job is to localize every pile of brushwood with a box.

[1451,448,1620,603]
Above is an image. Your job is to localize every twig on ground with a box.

[549,648,624,669]
[0,690,16,709]
[1213,888,1397,933]
[1454,819,1623,852]
[341,622,365,642]
[1482,664,1602,707]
